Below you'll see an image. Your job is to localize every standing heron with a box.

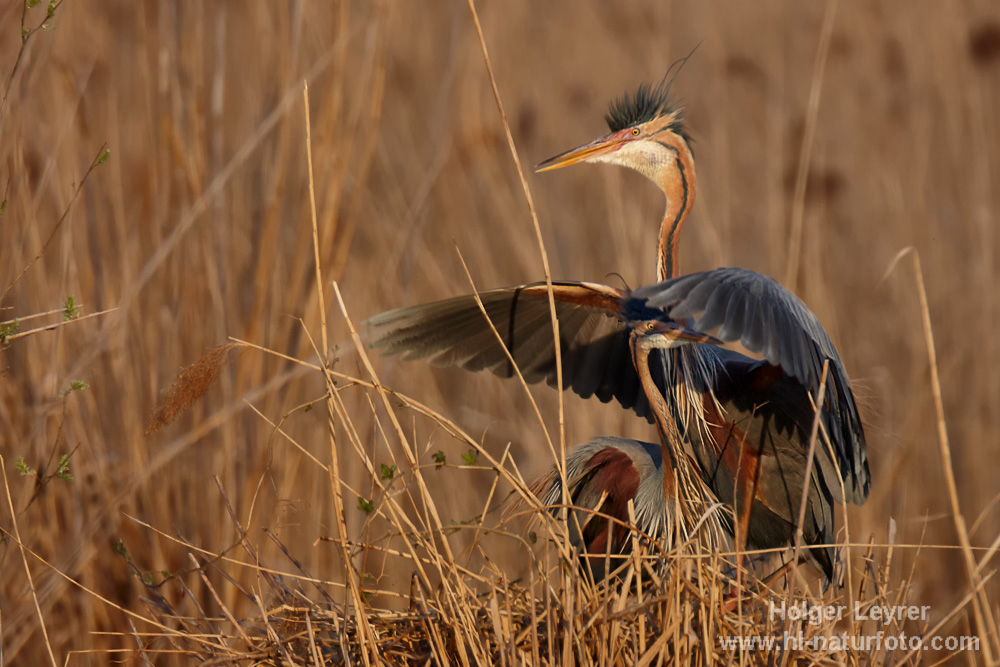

[366,76,869,582]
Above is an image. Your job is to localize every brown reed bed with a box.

[84,342,988,665]
[2,1,1000,665]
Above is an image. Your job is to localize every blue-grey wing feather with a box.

[365,284,661,424]
[634,267,869,503]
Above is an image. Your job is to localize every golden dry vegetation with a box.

[2,0,1000,664]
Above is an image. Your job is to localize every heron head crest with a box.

[604,51,697,142]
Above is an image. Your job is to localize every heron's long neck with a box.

[630,336,684,472]
[655,141,696,282]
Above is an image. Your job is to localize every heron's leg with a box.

[719,501,754,612]
[722,448,763,612]
[735,445,762,585]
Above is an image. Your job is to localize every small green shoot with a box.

[0,319,19,344]
[56,454,73,482]
[432,451,446,469]
[64,294,80,320]
[16,457,35,476]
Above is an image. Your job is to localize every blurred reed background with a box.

[1,0,998,663]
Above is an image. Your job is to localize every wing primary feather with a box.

[506,285,526,378]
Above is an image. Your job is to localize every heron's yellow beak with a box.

[666,326,721,346]
[535,134,626,172]
[635,321,722,348]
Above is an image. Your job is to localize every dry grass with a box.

[2,0,1000,664]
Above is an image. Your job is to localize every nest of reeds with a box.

[122,339,961,666]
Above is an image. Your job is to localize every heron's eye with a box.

[631,128,640,136]
[646,322,655,331]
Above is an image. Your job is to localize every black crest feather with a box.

[605,80,678,132]
[604,52,696,139]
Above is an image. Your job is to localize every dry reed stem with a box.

[334,282,455,560]
[189,552,251,648]
[1,143,108,302]
[0,501,232,654]
[464,0,569,518]
[333,282,492,667]
[911,249,1000,660]
[0,0,48,132]
[314,334,448,582]
[461,8,592,658]
[67,38,352,377]
[898,571,996,666]
[234,335,550,524]
[303,82,329,358]
[817,394,858,606]
[789,360,829,578]
[120,514,351,594]
[0,305,80,327]
[244,401,328,471]
[1,306,118,344]
[452,250,575,565]
[0,456,57,667]
[303,74,380,666]
[784,0,836,290]
[453,249,560,475]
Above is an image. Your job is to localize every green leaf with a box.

[97,148,111,165]
[69,379,88,392]
[56,454,73,482]
[432,451,446,469]
[357,496,374,514]
[528,531,537,545]
[461,449,479,466]
[0,318,19,344]
[380,463,396,480]
[16,457,34,476]
[63,294,79,320]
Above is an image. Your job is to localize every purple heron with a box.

[533,319,730,580]
[366,76,869,582]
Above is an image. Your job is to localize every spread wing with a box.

[365,281,661,420]
[633,267,870,503]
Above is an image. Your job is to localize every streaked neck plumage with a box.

[629,332,683,487]
[629,329,727,547]
[653,133,696,282]
[598,125,696,281]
